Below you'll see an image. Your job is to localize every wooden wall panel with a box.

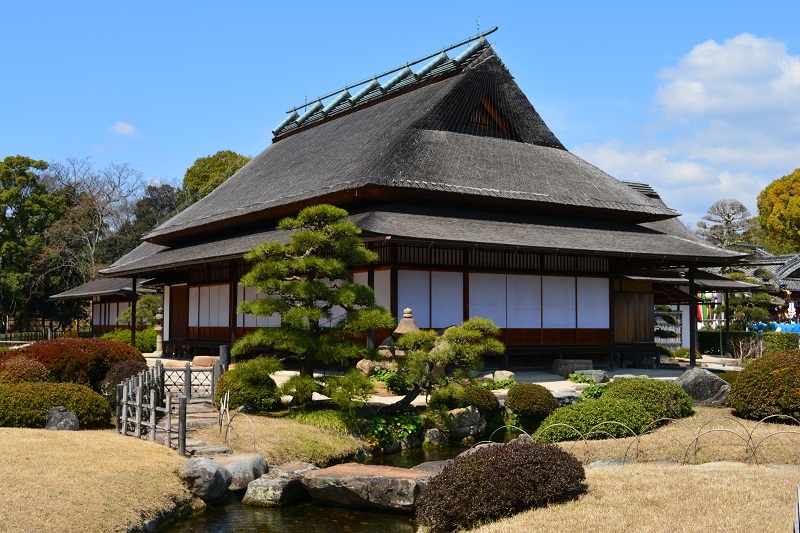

[613,292,654,343]
[170,286,189,340]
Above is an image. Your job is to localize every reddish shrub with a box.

[0,357,50,383]
[1,338,145,392]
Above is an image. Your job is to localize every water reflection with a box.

[169,498,415,533]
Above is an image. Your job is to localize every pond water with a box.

[167,447,467,533]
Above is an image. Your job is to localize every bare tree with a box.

[695,199,756,250]
[42,157,142,279]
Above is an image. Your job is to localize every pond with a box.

[167,446,468,533]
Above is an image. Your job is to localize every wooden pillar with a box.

[229,260,238,348]
[367,266,375,348]
[724,289,731,356]
[130,277,137,348]
[688,268,698,367]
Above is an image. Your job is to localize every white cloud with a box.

[108,121,141,137]
[574,34,800,228]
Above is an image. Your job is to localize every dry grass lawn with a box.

[192,412,368,466]
[473,462,800,533]
[0,428,190,533]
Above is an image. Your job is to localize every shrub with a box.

[699,331,756,355]
[479,376,516,390]
[0,382,112,429]
[213,356,282,412]
[1,338,145,392]
[537,398,654,441]
[601,378,694,420]
[99,360,150,403]
[102,327,157,353]
[371,366,411,394]
[581,383,608,400]
[673,347,690,358]
[0,357,49,383]
[280,375,322,407]
[728,349,800,420]
[505,383,558,427]
[428,383,499,417]
[717,371,741,387]
[567,373,594,384]
[322,370,374,411]
[415,440,586,533]
[366,412,424,450]
[762,332,799,355]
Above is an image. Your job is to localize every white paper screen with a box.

[577,277,609,328]
[507,274,541,328]
[542,276,576,328]
[398,270,430,328]
[431,271,463,328]
[469,273,506,327]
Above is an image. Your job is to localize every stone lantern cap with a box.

[392,308,420,338]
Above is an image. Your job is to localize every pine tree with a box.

[232,204,396,375]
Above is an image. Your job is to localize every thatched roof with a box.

[142,46,676,246]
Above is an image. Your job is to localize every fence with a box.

[795,484,800,533]
[115,360,223,455]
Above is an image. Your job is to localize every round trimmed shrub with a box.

[602,378,694,420]
[280,375,322,407]
[460,385,500,416]
[0,357,49,383]
[214,356,282,412]
[428,383,464,412]
[537,398,654,441]
[505,382,558,425]
[415,440,586,533]
[728,349,800,420]
[0,382,112,429]
[1,338,145,392]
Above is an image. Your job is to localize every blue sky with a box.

[3,1,799,227]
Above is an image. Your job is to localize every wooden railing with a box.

[794,484,800,533]
[115,360,223,455]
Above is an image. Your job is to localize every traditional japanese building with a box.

[101,29,746,367]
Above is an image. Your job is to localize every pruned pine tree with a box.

[232,205,396,376]
[695,199,754,250]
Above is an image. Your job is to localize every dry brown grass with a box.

[0,428,190,533]
[549,407,800,465]
[471,462,800,533]
[192,412,368,466]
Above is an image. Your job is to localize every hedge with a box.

[0,382,112,429]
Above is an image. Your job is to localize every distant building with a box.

[101,30,746,367]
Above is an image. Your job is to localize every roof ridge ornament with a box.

[272,27,498,137]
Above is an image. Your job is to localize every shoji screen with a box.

[577,277,609,328]
[469,273,507,327]
[542,276,576,328]
[431,271,463,328]
[398,270,431,328]
[507,274,542,328]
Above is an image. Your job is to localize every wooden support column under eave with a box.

[130,277,137,348]
[688,268,697,367]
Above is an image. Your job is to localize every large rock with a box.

[423,428,447,447]
[551,359,593,378]
[213,453,268,491]
[572,369,609,383]
[45,406,79,431]
[493,370,515,383]
[676,367,731,406]
[447,406,486,441]
[300,463,436,513]
[181,457,232,501]
[243,461,318,507]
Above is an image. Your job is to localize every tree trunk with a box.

[375,384,422,415]
[299,354,316,377]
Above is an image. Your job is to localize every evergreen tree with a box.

[232,205,396,375]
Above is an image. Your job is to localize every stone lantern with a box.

[153,307,164,354]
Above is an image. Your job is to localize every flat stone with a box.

[551,359,593,378]
[243,461,318,507]
[191,355,219,367]
[551,390,581,407]
[300,463,436,513]
[493,370,515,382]
[191,445,234,456]
[573,369,609,383]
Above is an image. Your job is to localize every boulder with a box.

[181,458,232,501]
[356,359,380,376]
[551,390,582,407]
[300,463,436,513]
[213,453,268,491]
[447,406,486,441]
[423,428,447,448]
[410,460,451,475]
[493,370,515,383]
[242,461,318,507]
[551,359,593,378]
[45,406,79,431]
[191,355,218,367]
[676,367,731,407]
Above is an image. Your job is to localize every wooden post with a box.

[165,392,173,447]
[148,389,157,441]
[156,360,165,401]
[184,363,192,399]
[115,383,123,433]
[131,277,137,348]
[134,385,143,438]
[121,381,130,436]
[688,268,698,367]
[178,396,187,456]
